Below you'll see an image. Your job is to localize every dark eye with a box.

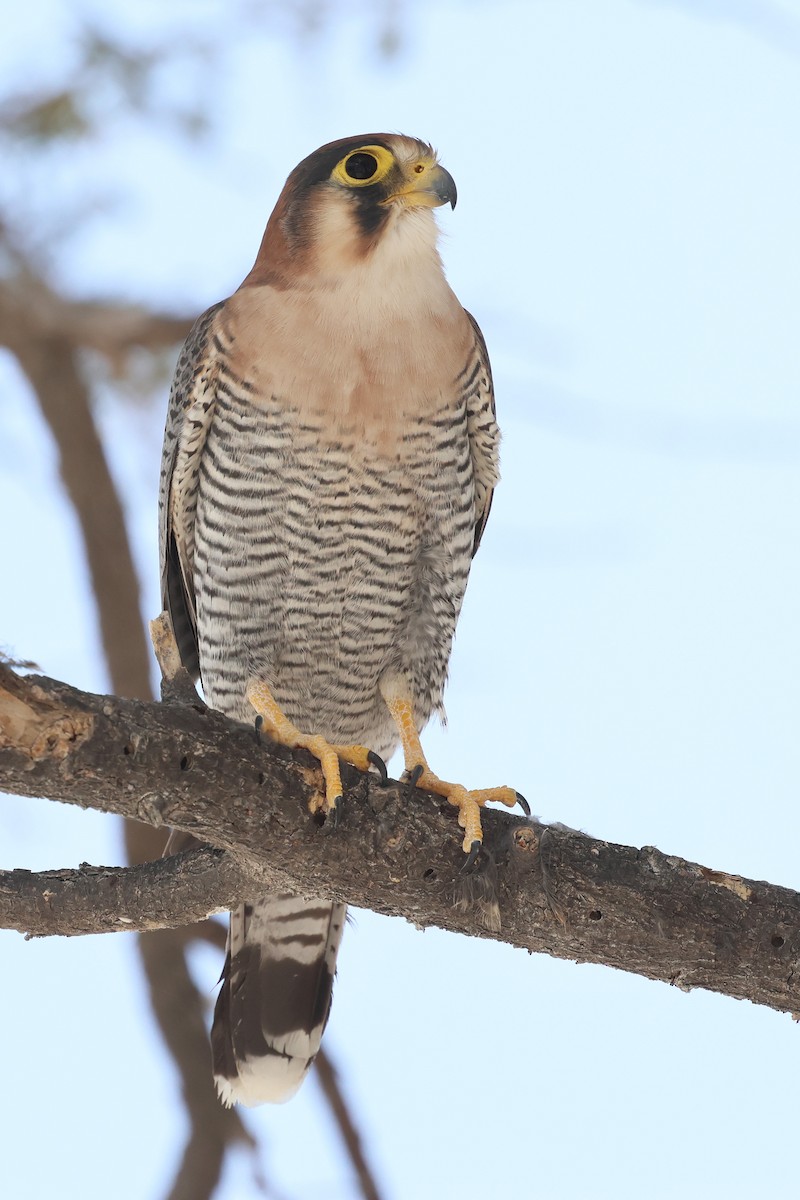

[345,152,378,180]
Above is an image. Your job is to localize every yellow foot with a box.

[379,675,528,865]
[408,762,523,862]
[246,681,386,820]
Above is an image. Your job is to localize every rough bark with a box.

[2,662,798,1015]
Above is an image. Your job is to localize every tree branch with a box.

[0,270,193,365]
[1,848,244,937]
[0,277,155,700]
[315,1050,383,1200]
[2,662,798,1015]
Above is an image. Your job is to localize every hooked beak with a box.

[385,161,457,210]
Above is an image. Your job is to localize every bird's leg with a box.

[379,673,526,864]
[246,680,385,819]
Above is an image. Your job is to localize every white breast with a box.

[223,207,472,447]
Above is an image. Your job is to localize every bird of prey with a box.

[158,134,523,1108]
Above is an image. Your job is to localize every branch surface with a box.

[2,664,798,1015]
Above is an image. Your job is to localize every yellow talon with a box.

[331,744,372,774]
[379,674,520,855]
[433,781,518,853]
[246,680,379,817]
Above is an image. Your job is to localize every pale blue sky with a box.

[2,2,799,1197]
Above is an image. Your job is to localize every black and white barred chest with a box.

[193,385,477,757]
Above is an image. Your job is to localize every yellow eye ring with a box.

[331,144,395,188]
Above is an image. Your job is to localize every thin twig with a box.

[315,1050,384,1200]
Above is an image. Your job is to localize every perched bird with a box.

[159,134,522,1108]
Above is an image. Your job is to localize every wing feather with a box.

[463,311,500,558]
[158,301,225,679]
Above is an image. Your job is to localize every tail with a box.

[211,894,346,1106]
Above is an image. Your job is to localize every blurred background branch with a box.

[0,6,394,1198]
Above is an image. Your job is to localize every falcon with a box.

[159,134,524,1107]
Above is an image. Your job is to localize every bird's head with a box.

[245,134,457,286]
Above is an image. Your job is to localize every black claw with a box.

[407,764,424,788]
[253,715,264,745]
[461,840,482,873]
[515,791,531,817]
[367,750,389,785]
[331,795,343,828]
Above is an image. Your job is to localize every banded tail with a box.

[212,895,346,1106]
